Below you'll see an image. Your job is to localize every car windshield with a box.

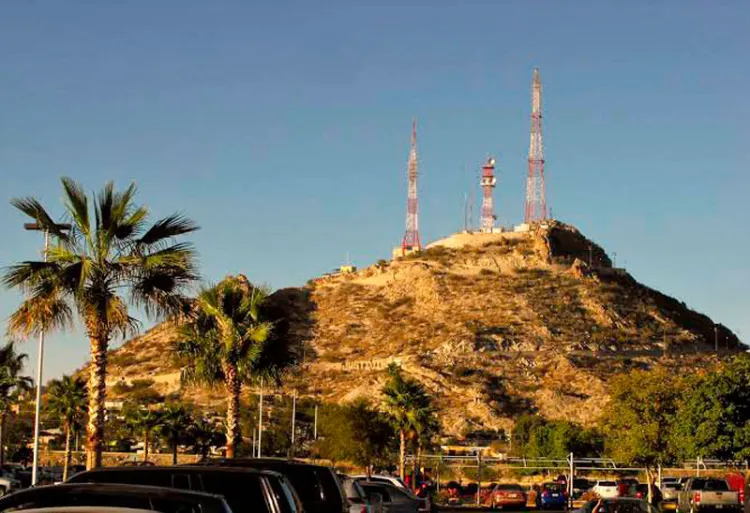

[544,484,564,492]
[498,484,523,491]
[663,484,680,490]
[599,481,617,487]
[692,479,729,491]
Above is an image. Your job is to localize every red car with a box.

[490,483,528,509]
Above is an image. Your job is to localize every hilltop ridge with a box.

[99,221,742,435]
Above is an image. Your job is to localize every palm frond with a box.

[138,214,199,246]
[7,291,74,338]
[60,177,91,242]
[10,197,70,241]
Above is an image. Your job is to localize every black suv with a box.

[0,482,231,513]
[192,459,348,513]
[69,465,300,513]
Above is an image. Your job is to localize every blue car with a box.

[537,482,568,510]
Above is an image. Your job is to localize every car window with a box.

[200,472,271,513]
[692,479,729,491]
[362,485,391,502]
[599,481,617,487]
[282,467,326,507]
[0,491,154,512]
[267,476,300,513]
[498,484,523,491]
[544,484,564,492]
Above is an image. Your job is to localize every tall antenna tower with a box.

[480,157,497,232]
[524,68,547,223]
[401,120,421,253]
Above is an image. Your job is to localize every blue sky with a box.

[1,1,748,382]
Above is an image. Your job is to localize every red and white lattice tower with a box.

[524,68,547,223]
[480,157,497,232]
[401,120,421,253]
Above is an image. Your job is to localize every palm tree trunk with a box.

[172,438,178,465]
[0,413,5,469]
[144,428,150,462]
[63,425,71,481]
[86,335,108,470]
[224,365,241,458]
[415,441,423,491]
[399,429,406,481]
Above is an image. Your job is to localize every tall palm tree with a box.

[0,343,33,467]
[46,375,87,480]
[381,363,434,481]
[127,408,164,463]
[176,277,274,458]
[3,178,199,468]
[159,403,192,465]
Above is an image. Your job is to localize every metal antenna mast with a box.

[524,68,547,223]
[401,120,422,253]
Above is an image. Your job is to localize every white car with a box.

[593,480,620,499]
[352,475,408,491]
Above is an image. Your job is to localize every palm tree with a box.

[176,277,273,457]
[46,375,87,480]
[3,178,199,468]
[381,363,434,481]
[0,343,33,467]
[159,403,192,465]
[127,408,164,462]
[187,418,226,461]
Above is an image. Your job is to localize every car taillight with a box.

[361,506,367,513]
[543,491,550,498]
[693,492,701,504]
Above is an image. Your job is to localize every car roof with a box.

[18,508,156,513]
[79,465,278,477]
[204,458,332,470]
[5,483,225,500]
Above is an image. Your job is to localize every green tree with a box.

[176,277,274,458]
[603,368,683,502]
[187,418,226,460]
[673,355,750,462]
[3,178,199,469]
[0,343,33,467]
[159,403,193,465]
[127,408,165,462]
[46,375,87,480]
[316,400,394,472]
[381,364,434,480]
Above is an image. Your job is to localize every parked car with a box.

[0,483,232,513]
[0,469,22,495]
[594,481,621,499]
[489,483,527,509]
[68,465,300,513]
[193,458,348,513]
[351,476,407,491]
[677,478,741,513]
[661,482,683,509]
[618,480,640,498]
[537,482,567,510]
[3,508,156,513]
[631,484,662,505]
[358,481,419,513]
[573,479,593,500]
[574,497,658,513]
[339,475,372,513]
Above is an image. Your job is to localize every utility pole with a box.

[290,391,297,457]
[24,222,70,486]
[257,378,264,458]
[588,245,593,267]
[313,404,318,440]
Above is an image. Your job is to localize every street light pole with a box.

[24,222,70,486]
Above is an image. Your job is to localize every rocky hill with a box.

[101,221,743,436]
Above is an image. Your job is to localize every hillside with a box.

[101,221,743,435]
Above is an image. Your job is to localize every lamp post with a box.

[24,222,70,486]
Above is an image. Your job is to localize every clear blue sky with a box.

[1,1,748,382]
